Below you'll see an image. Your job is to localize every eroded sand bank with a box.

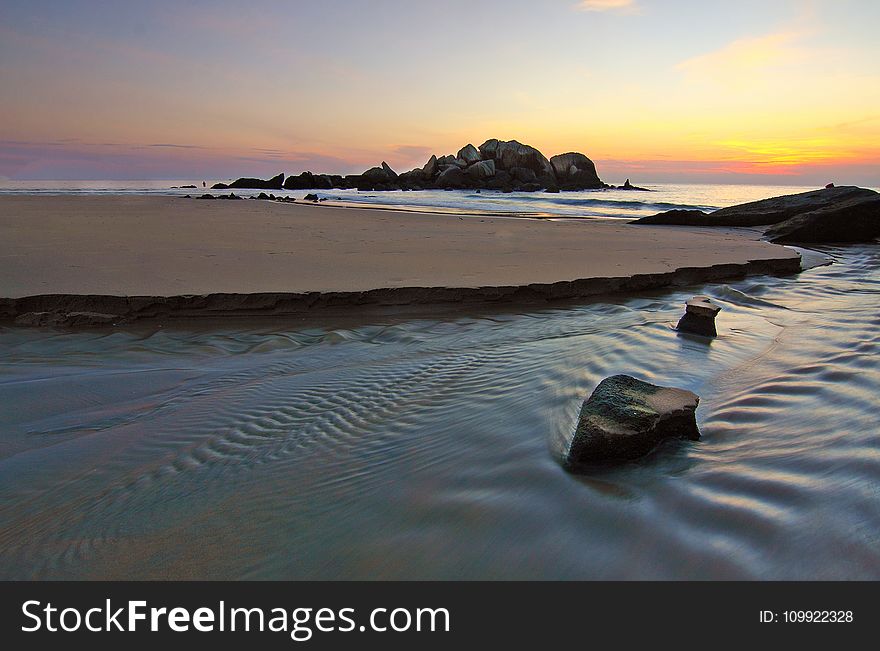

[0,195,801,322]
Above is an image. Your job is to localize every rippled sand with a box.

[0,245,878,579]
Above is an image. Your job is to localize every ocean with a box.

[0,182,878,579]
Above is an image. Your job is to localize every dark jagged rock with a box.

[284,171,329,190]
[765,195,880,244]
[303,193,319,202]
[216,173,284,191]
[197,194,216,200]
[635,186,879,227]
[358,163,399,190]
[257,192,270,200]
[676,296,721,337]
[381,161,398,180]
[618,178,651,191]
[566,375,700,468]
[422,155,438,177]
[171,185,197,189]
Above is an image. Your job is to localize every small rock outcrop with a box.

[676,296,721,337]
[213,173,284,191]
[566,375,701,468]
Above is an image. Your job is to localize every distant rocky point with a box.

[633,185,880,244]
[209,139,646,193]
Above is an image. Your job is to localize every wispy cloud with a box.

[677,31,810,88]
[575,0,638,13]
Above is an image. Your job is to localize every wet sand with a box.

[0,195,800,321]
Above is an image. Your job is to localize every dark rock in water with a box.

[619,178,651,191]
[197,194,216,200]
[304,193,319,202]
[545,187,560,193]
[676,296,721,337]
[284,172,332,190]
[183,194,191,198]
[566,375,700,467]
[257,192,270,200]
[457,143,482,165]
[358,164,398,190]
[549,152,603,190]
[223,193,242,200]
[223,173,284,190]
[213,137,607,193]
[765,195,880,244]
[172,185,197,189]
[635,186,879,227]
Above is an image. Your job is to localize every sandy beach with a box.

[0,195,799,319]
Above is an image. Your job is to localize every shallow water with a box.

[1,245,878,579]
[6,180,872,220]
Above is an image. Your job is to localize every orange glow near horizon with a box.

[1,2,878,184]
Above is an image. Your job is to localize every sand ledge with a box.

[2,256,801,326]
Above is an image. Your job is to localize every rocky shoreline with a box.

[633,185,880,244]
[210,138,646,194]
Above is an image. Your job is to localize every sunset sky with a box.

[1,0,878,184]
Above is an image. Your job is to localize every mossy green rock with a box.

[566,375,700,468]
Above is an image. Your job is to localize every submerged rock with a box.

[676,295,721,337]
[566,375,700,467]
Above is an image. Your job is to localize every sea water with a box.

[0,184,878,579]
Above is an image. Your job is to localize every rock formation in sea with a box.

[676,296,721,337]
[209,138,622,193]
[565,374,701,468]
[632,185,880,245]
[213,173,284,191]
